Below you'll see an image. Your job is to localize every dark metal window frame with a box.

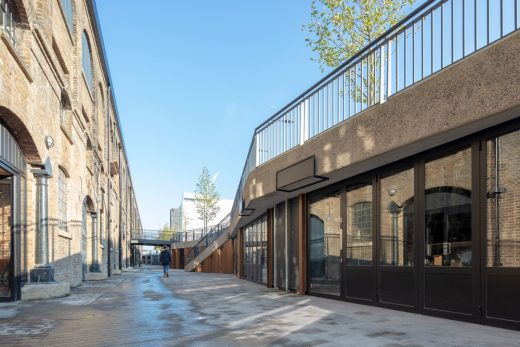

[305,117,520,330]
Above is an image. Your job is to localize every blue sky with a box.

[96,0,324,229]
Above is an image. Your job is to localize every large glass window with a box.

[425,148,472,267]
[58,168,68,231]
[346,185,373,265]
[487,130,520,267]
[82,32,93,90]
[243,215,267,284]
[60,0,73,33]
[380,168,414,266]
[309,192,341,296]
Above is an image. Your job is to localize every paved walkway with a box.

[0,267,519,346]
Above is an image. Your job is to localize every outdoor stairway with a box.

[184,222,230,272]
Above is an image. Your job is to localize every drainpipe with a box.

[273,206,277,289]
[106,86,111,277]
[30,158,54,282]
[285,199,289,293]
[494,138,502,266]
[90,213,99,271]
[118,144,123,270]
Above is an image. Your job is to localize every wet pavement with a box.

[0,267,518,346]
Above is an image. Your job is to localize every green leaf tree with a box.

[156,224,175,250]
[194,167,220,234]
[304,0,415,71]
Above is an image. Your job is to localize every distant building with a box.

[171,192,233,232]
[170,208,182,231]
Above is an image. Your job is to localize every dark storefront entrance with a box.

[308,123,520,330]
[243,215,267,284]
[0,174,13,301]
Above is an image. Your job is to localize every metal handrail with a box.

[171,223,227,243]
[186,222,230,264]
[230,0,520,225]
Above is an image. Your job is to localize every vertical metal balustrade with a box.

[229,0,520,225]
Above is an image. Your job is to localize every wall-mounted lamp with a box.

[388,188,397,197]
[45,136,55,149]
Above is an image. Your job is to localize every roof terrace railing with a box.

[230,0,520,224]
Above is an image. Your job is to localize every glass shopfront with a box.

[305,122,520,328]
[484,129,520,327]
[309,191,341,296]
[0,175,12,299]
[243,215,267,284]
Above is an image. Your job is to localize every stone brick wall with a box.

[0,0,142,293]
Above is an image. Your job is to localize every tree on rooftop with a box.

[194,167,220,234]
[304,0,415,71]
[304,0,415,108]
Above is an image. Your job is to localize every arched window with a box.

[352,201,372,238]
[60,0,73,33]
[82,31,93,90]
[58,168,68,231]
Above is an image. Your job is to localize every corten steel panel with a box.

[267,209,274,288]
[235,31,520,229]
[220,240,234,274]
[173,250,180,269]
[298,194,307,295]
[274,203,286,289]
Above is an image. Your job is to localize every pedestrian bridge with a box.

[130,230,171,247]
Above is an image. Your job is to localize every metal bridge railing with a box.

[131,222,229,244]
[230,0,520,224]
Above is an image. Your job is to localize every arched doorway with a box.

[0,121,30,301]
[82,196,96,281]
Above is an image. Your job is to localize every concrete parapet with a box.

[21,282,70,300]
[85,272,108,281]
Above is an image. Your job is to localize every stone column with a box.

[90,213,100,272]
[30,172,54,283]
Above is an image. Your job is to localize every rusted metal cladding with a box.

[220,240,234,274]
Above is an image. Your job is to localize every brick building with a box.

[0,0,142,301]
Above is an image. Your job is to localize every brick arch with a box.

[0,106,41,164]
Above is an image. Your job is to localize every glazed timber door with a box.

[422,146,478,320]
[482,131,520,329]
[377,167,417,308]
[343,180,376,302]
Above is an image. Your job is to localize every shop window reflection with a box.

[425,148,472,267]
[309,192,341,296]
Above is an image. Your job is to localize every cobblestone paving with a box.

[0,267,519,346]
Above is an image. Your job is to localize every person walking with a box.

[159,246,171,277]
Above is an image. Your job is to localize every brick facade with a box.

[0,0,142,297]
